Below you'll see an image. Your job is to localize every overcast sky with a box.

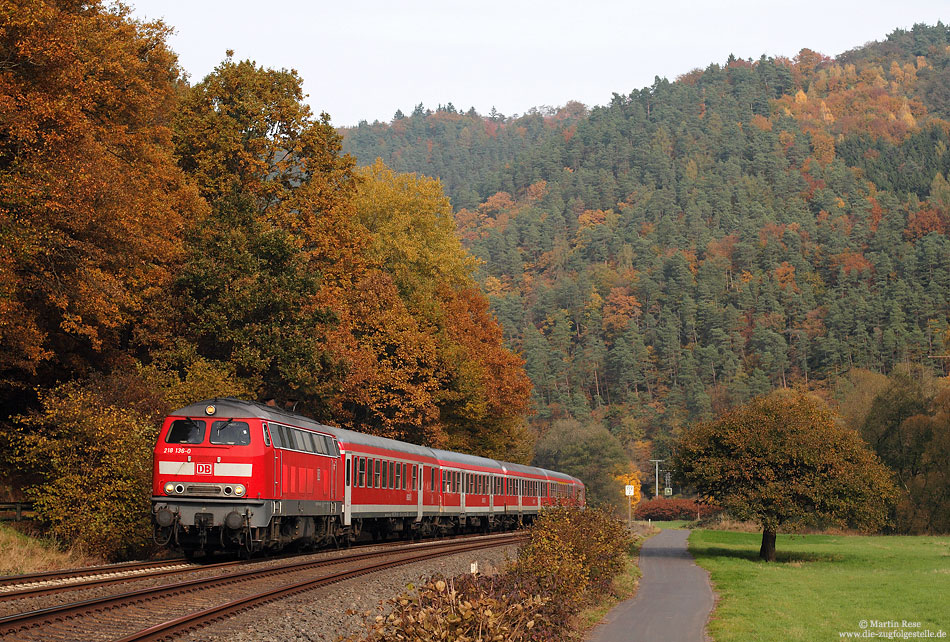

[129,1,947,128]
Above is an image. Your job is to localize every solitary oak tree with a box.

[674,391,896,561]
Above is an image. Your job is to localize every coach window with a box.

[431,468,436,492]
[395,462,401,489]
[311,434,326,455]
[210,420,250,445]
[388,461,395,489]
[358,458,366,487]
[166,419,205,445]
[374,459,381,488]
[381,460,388,488]
[345,458,351,486]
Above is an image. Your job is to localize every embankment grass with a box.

[689,530,950,641]
[0,523,102,575]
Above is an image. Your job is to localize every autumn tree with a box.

[534,418,631,508]
[348,161,532,456]
[852,364,950,533]
[172,56,364,410]
[0,0,197,402]
[674,390,896,561]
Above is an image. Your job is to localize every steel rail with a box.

[0,533,522,638]
[0,560,240,603]
[0,559,188,588]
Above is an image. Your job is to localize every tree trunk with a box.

[759,528,776,562]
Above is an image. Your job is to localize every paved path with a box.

[589,528,715,642]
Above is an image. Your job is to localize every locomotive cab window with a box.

[166,419,205,444]
[210,420,250,445]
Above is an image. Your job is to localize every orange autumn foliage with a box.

[0,0,199,383]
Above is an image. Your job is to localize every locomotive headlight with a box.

[233,484,246,497]
[164,482,175,495]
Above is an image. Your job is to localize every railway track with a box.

[0,532,522,641]
[0,558,236,602]
[0,531,510,604]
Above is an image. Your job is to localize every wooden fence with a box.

[0,502,34,521]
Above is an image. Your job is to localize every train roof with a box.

[169,398,582,484]
[429,448,505,472]
[170,398,438,460]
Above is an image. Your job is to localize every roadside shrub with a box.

[634,498,722,521]
[516,505,632,600]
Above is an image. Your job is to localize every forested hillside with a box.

[344,24,950,496]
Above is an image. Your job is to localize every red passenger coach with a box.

[152,398,584,556]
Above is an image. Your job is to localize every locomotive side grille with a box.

[185,484,223,496]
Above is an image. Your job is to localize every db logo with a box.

[196,463,213,475]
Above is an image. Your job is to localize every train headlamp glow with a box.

[205,404,216,415]
[234,484,246,497]
[164,482,175,495]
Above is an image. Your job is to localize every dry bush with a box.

[341,574,557,642]
[343,507,634,642]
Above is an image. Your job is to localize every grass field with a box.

[689,530,950,641]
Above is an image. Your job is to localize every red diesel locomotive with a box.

[152,398,585,555]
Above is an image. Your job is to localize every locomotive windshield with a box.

[210,420,251,445]
[166,419,205,444]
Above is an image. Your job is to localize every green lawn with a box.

[689,530,950,642]
[648,519,695,529]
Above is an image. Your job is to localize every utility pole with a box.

[649,459,664,499]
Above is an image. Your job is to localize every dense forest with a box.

[344,24,950,530]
